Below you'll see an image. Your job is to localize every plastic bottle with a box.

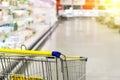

[14,22,18,31]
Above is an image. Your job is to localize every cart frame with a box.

[0,48,87,80]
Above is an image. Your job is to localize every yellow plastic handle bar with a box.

[0,48,61,58]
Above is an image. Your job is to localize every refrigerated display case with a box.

[0,0,57,49]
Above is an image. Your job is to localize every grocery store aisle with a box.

[40,17,120,80]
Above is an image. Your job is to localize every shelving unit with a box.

[59,0,101,17]
[58,0,120,17]
[0,0,57,49]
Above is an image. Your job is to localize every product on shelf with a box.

[12,9,27,18]
[13,22,18,31]
[23,27,36,40]
[0,27,36,49]
[2,0,10,7]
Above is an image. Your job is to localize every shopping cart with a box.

[0,49,87,80]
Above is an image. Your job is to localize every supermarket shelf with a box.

[59,10,104,17]
[0,17,30,25]
[0,20,12,26]
[0,4,31,10]
[0,5,10,9]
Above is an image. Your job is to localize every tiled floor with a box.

[40,17,120,80]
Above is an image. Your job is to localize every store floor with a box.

[40,17,120,80]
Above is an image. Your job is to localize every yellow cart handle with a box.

[0,48,61,58]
